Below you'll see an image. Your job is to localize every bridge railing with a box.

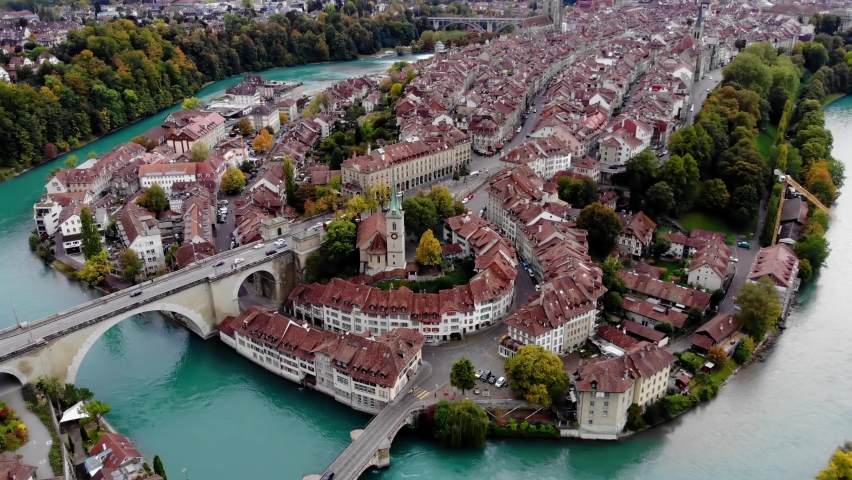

[0,248,293,364]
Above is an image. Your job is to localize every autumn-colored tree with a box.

[253,129,273,152]
[346,194,372,217]
[182,97,204,110]
[76,250,111,286]
[236,118,253,136]
[279,112,289,124]
[189,141,209,162]
[816,447,852,480]
[805,161,837,206]
[504,345,569,408]
[220,167,247,193]
[415,230,442,266]
[118,249,143,282]
[707,345,729,367]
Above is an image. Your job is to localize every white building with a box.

[33,197,64,237]
[58,202,107,254]
[500,136,572,180]
[137,163,197,194]
[220,307,425,414]
[117,201,165,274]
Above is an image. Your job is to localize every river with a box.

[2,65,851,480]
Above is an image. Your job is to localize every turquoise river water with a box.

[1,60,851,479]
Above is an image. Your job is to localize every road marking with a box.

[409,386,431,399]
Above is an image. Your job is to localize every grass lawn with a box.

[689,358,741,396]
[375,259,475,293]
[676,212,737,243]
[824,93,846,106]
[653,260,680,281]
[756,123,778,160]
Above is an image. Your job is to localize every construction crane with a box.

[770,169,837,246]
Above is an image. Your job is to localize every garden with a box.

[375,258,476,293]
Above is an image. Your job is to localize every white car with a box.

[233,258,245,265]
[516,127,522,133]
[495,377,507,388]
[253,243,265,249]
[462,197,469,204]
[275,240,287,248]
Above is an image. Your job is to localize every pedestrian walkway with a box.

[0,386,55,480]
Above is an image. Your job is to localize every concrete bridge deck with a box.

[0,237,294,370]
[319,368,528,480]
[427,16,523,32]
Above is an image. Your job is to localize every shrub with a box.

[660,394,697,418]
[626,404,647,430]
[733,337,756,364]
[655,321,675,335]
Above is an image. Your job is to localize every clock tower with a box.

[385,169,406,269]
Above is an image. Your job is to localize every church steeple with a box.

[387,166,403,219]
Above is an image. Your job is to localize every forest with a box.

[0,9,428,170]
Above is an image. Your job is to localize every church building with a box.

[356,180,406,274]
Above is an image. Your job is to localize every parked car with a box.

[321,473,334,480]
[323,221,331,231]
[275,240,287,248]
[233,258,245,265]
[130,290,143,297]
[487,375,497,385]
[522,262,529,269]
[462,197,469,204]
[214,261,225,267]
[535,284,541,292]
[482,370,492,381]
[737,241,750,249]
[495,377,507,388]
[265,249,277,256]
[219,200,228,205]
[468,193,475,200]
[475,369,484,379]
[253,243,265,249]
[516,127,522,133]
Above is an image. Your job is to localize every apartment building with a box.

[117,201,165,274]
[747,244,800,319]
[219,307,424,414]
[500,136,572,180]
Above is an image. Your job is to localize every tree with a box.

[449,357,476,395]
[416,229,442,266]
[816,448,852,480]
[795,232,830,272]
[426,186,456,219]
[220,167,247,193]
[650,234,671,258]
[28,233,41,252]
[64,154,79,170]
[76,250,111,286]
[79,207,103,260]
[136,184,168,218]
[389,82,403,100]
[253,129,273,152]
[707,345,729,367]
[798,258,814,283]
[728,185,760,227]
[279,112,289,124]
[83,400,112,430]
[189,141,209,162]
[236,118,253,136]
[667,126,713,172]
[402,196,438,237]
[153,455,168,480]
[603,291,623,314]
[733,337,755,364]
[722,52,773,97]
[131,135,157,151]
[284,157,297,207]
[504,345,569,408]
[324,219,357,267]
[624,149,658,193]
[557,175,598,208]
[62,384,94,409]
[699,179,730,212]
[645,181,676,218]
[735,276,781,339]
[118,249,143,282]
[654,321,674,335]
[182,97,204,110]
[658,154,699,200]
[432,399,488,448]
[577,203,622,258]
[37,376,62,409]
[805,162,837,206]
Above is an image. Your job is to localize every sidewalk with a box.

[0,387,55,479]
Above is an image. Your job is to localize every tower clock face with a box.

[391,233,399,240]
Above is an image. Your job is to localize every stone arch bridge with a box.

[427,16,523,33]
[0,245,298,386]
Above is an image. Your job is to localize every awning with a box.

[60,401,90,423]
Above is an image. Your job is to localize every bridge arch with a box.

[231,263,281,300]
[0,366,28,385]
[438,21,485,32]
[65,302,211,384]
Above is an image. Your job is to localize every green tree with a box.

[624,149,658,193]
[658,154,699,200]
[504,345,569,407]
[153,455,168,480]
[189,141,209,162]
[118,249,143,282]
[236,118,254,136]
[432,399,488,448]
[728,185,760,227]
[37,376,63,409]
[137,184,168,218]
[182,97,204,110]
[402,196,438,237]
[655,321,674,335]
[28,233,41,252]
[76,250,111,286]
[798,258,814,282]
[698,179,730,212]
[557,175,598,208]
[645,181,676,218]
[667,126,713,172]
[732,337,755,364]
[760,183,784,247]
[324,219,357,267]
[577,203,623,258]
[62,384,94,409]
[449,357,476,395]
[64,155,79,170]
[83,400,112,430]
[415,229,442,266]
[220,167,247,193]
[735,276,782,339]
[80,207,103,260]
[603,291,623,314]
[426,185,456,218]
[722,52,773,97]
[389,83,403,100]
[284,157,297,207]
[795,232,830,272]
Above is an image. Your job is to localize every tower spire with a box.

[388,164,402,215]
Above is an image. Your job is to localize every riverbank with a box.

[824,93,846,106]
